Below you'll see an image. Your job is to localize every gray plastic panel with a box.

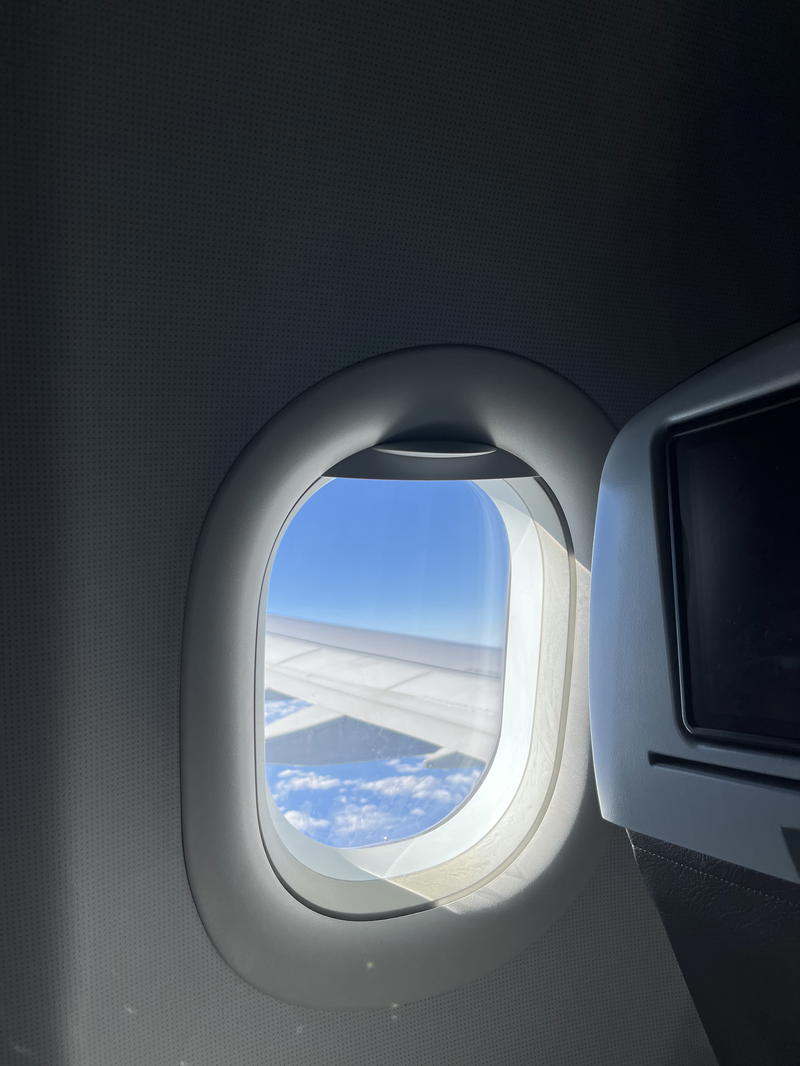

[591,322,800,883]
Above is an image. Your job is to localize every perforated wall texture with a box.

[3,0,798,1062]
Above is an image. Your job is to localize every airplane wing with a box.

[264,617,503,764]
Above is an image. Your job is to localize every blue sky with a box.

[267,478,509,647]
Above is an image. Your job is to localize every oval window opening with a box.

[256,457,568,922]
[264,478,511,849]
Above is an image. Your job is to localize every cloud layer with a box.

[267,756,483,848]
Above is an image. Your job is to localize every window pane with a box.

[264,479,510,848]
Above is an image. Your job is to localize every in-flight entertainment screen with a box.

[669,394,800,748]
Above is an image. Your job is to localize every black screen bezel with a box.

[666,388,800,755]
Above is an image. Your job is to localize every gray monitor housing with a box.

[591,322,800,884]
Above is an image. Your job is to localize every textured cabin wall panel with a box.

[4,0,799,1063]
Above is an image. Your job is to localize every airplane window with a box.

[263,478,510,848]
[257,471,553,915]
[182,346,609,998]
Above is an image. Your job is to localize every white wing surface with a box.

[265,616,503,764]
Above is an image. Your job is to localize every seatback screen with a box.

[669,395,800,748]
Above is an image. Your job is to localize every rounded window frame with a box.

[257,472,568,918]
[181,345,614,1007]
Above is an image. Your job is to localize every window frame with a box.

[181,345,614,1007]
[256,471,568,918]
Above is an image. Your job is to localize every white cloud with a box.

[268,761,485,847]
[358,774,437,798]
[386,758,425,774]
[283,810,330,833]
[445,771,481,789]
[271,769,342,800]
[356,772,478,804]
[263,694,309,732]
[331,802,394,841]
